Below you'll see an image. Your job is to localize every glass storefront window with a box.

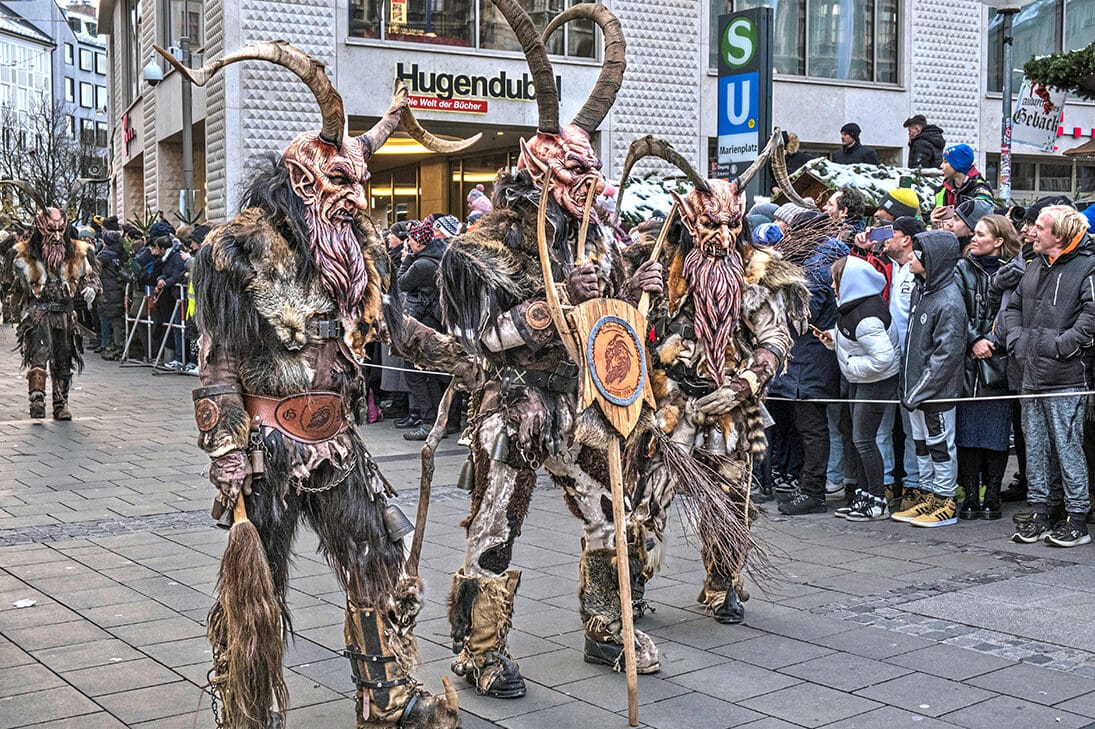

[369,165,421,225]
[349,0,595,57]
[714,1,896,83]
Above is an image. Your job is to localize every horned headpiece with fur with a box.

[0,179,72,273]
[490,0,625,222]
[156,41,478,319]
[614,133,812,385]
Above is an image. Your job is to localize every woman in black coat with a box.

[954,215,1021,520]
[96,230,127,356]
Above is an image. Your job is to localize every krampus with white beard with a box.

[163,41,478,728]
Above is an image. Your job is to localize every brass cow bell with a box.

[382,503,414,543]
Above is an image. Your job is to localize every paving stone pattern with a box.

[1,327,1094,728]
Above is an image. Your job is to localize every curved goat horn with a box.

[155,41,345,147]
[735,128,816,210]
[0,179,45,211]
[542,3,625,134]
[616,135,709,219]
[358,81,482,155]
[67,177,109,205]
[490,0,558,133]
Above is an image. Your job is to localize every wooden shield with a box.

[570,298,656,438]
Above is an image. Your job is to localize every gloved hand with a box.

[209,449,252,505]
[82,286,96,306]
[623,260,664,303]
[695,378,753,417]
[566,263,600,304]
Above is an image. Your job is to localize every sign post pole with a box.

[716,7,772,203]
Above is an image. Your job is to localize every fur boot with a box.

[579,548,660,673]
[27,367,46,419]
[448,569,526,698]
[345,577,461,728]
[52,374,71,421]
[697,570,747,624]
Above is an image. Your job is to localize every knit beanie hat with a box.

[749,202,778,223]
[148,220,174,240]
[880,188,920,219]
[388,220,412,241]
[433,214,460,239]
[840,123,861,141]
[103,215,121,231]
[752,222,784,247]
[408,219,433,246]
[774,203,809,224]
[956,199,993,232]
[191,224,211,245]
[466,184,493,215]
[943,144,975,174]
[892,216,925,239]
[1023,195,1074,223]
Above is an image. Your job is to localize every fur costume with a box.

[629,194,806,625]
[11,207,99,420]
[174,40,474,729]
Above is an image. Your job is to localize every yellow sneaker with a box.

[892,492,935,523]
[910,496,958,528]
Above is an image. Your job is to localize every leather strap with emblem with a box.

[243,391,349,444]
[525,300,554,331]
[192,384,242,433]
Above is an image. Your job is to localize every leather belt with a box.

[243,391,349,444]
[490,362,579,394]
[309,318,344,339]
[30,302,72,313]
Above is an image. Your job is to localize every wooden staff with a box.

[406,383,458,576]
[637,202,678,318]
[575,180,600,263]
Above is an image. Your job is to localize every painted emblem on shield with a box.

[587,315,646,407]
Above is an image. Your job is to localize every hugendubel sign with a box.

[1012,79,1067,152]
[395,62,561,114]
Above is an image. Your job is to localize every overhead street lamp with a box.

[142,0,195,220]
[984,0,1033,205]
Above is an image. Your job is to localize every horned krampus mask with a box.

[157,41,478,318]
[492,0,624,222]
[0,178,105,274]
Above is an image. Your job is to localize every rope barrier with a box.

[766,390,1095,405]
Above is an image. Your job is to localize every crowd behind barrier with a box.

[2,122,1093,547]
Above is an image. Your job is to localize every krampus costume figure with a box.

[617,136,811,625]
[163,42,475,729]
[6,181,99,420]
[392,0,666,699]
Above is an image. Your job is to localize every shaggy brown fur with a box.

[12,238,96,299]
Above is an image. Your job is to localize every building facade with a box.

[100,0,1095,226]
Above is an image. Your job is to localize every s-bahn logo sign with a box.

[716,9,772,178]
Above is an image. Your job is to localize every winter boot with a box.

[27,367,46,419]
[579,548,660,673]
[345,577,461,728]
[448,569,526,698]
[958,476,981,520]
[627,524,655,620]
[981,470,1004,521]
[52,375,72,421]
[697,571,747,625]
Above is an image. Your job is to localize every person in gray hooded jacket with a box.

[893,230,965,527]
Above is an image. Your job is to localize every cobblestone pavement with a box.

[1,326,1094,729]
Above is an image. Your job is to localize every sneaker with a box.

[1011,511,1050,543]
[163,360,181,371]
[1045,513,1092,548]
[846,493,889,522]
[825,479,844,495]
[892,492,935,523]
[910,496,957,527]
[394,414,422,429]
[834,489,869,519]
[183,363,199,375]
[402,424,431,441]
[777,491,826,515]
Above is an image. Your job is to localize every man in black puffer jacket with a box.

[904,114,945,169]
[1005,205,1095,547]
[97,230,127,358]
[399,218,450,440]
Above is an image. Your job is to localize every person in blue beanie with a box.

[938,144,993,210]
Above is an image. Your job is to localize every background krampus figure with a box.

[165,41,475,728]
[5,180,100,420]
